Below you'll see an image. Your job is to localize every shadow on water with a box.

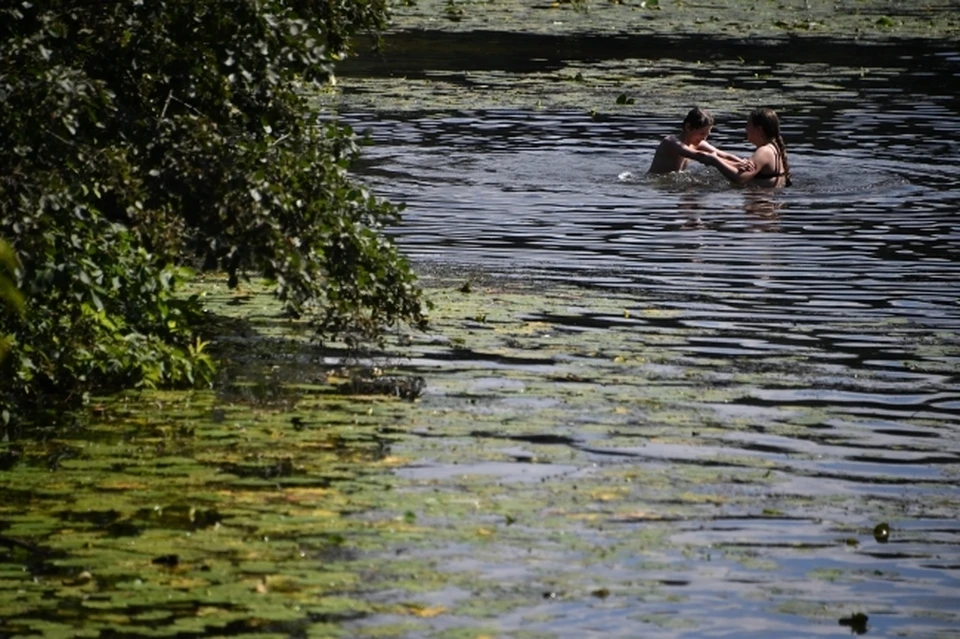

[0,280,435,638]
[345,28,958,85]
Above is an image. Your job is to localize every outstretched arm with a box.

[698,140,743,163]
[664,140,755,180]
[672,142,725,166]
[681,147,752,180]
[703,152,762,184]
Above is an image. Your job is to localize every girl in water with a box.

[706,108,792,187]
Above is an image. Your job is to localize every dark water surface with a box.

[336,32,960,639]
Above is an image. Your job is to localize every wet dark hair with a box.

[749,107,791,185]
[683,106,714,130]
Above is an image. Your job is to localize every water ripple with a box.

[343,96,960,637]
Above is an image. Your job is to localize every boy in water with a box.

[648,107,747,175]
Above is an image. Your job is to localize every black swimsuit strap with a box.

[757,143,784,180]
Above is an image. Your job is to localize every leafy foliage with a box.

[0,239,24,368]
[0,0,425,423]
[0,241,22,315]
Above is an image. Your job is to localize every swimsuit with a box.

[755,170,784,180]
[755,147,790,185]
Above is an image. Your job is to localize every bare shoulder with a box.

[649,135,685,174]
[659,134,682,148]
[751,144,777,163]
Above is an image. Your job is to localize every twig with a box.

[158,89,173,121]
[169,94,205,117]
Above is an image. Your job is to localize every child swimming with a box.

[703,107,792,187]
[648,107,747,175]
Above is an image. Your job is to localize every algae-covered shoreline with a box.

[329,0,960,114]
[380,0,960,43]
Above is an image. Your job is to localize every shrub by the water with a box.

[0,0,425,425]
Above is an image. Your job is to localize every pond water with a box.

[3,18,959,639]
[333,29,960,639]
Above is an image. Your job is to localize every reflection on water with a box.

[341,85,960,636]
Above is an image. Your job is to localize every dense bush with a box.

[0,0,425,423]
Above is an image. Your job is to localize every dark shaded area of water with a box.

[346,28,960,86]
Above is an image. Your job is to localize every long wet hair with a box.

[749,107,791,186]
[683,106,714,130]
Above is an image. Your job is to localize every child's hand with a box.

[736,159,755,173]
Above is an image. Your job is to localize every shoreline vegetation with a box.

[0,1,425,428]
